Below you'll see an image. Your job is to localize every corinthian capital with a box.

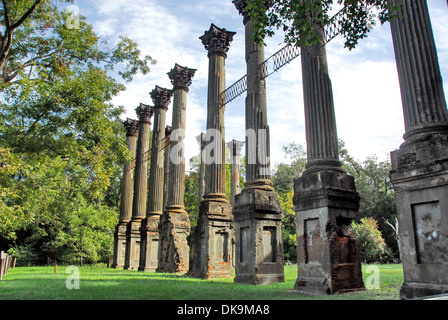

[167,63,197,92]
[150,85,174,110]
[123,118,139,136]
[135,103,154,124]
[200,23,236,58]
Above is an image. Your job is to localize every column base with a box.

[188,199,234,279]
[293,169,364,295]
[111,221,128,269]
[233,187,285,285]
[157,206,190,274]
[124,218,143,270]
[138,214,161,272]
[391,133,448,299]
[401,282,448,299]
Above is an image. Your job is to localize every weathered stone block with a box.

[111,222,128,269]
[157,208,190,274]
[391,135,448,299]
[233,188,284,285]
[293,169,364,295]
[138,215,160,272]
[189,200,234,279]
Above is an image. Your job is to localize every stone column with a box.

[139,86,173,272]
[124,103,154,270]
[232,0,284,285]
[157,63,196,273]
[226,139,244,206]
[196,133,206,204]
[162,125,172,215]
[389,0,448,299]
[112,118,139,269]
[293,12,364,294]
[188,24,236,279]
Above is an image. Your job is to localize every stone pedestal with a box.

[157,64,196,273]
[293,170,364,294]
[124,103,154,270]
[233,185,284,284]
[391,136,448,298]
[389,0,448,299]
[112,118,139,269]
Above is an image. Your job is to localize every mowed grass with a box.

[0,264,403,300]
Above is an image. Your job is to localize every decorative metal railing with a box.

[222,8,345,106]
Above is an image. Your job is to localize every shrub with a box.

[352,217,393,263]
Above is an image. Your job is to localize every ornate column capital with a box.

[200,24,236,58]
[135,103,154,124]
[123,118,139,136]
[150,85,174,110]
[227,139,244,156]
[233,0,272,23]
[167,63,197,92]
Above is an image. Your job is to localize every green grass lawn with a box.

[0,264,403,300]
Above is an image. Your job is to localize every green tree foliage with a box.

[271,142,307,263]
[352,217,393,263]
[244,0,399,50]
[338,140,398,257]
[0,1,154,264]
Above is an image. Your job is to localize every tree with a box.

[0,0,155,91]
[244,0,400,50]
[272,142,307,193]
[271,142,307,263]
[0,2,155,264]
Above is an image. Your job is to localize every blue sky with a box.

[74,0,448,168]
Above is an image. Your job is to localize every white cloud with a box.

[76,0,448,169]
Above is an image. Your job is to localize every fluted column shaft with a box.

[200,24,235,201]
[163,126,172,213]
[205,53,227,198]
[227,140,244,206]
[167,88,187,207]
[244,19,272,184]
[196,133,206,204]
[390,0,448,144]
[147,87,173,216]
[132,113,152,219]
[301,25,341,171]
[119,120,139,222]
